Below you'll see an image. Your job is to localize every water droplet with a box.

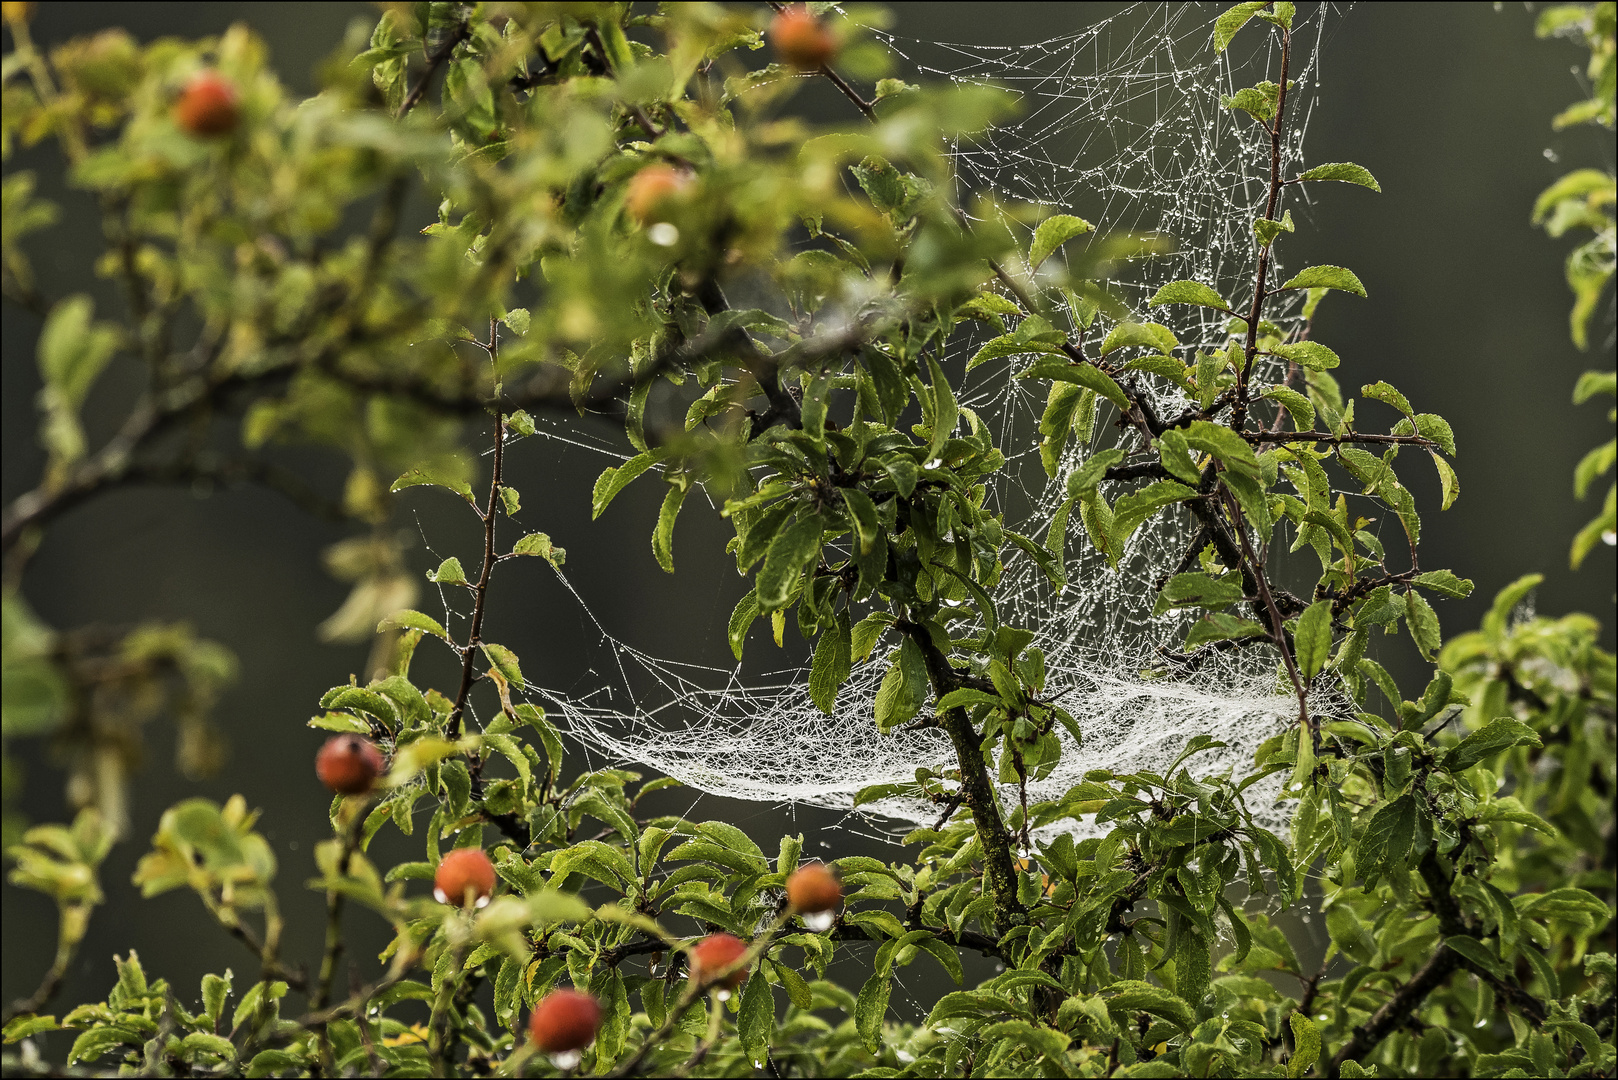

[648,222,680,247]
[717,989,733,1002]
[803,910,835,932]
[549,1049,583,1069]
[1544,148,1561,163]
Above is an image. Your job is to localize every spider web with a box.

[516,3,1338,837]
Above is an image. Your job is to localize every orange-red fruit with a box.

[175,71,240,137]
[315,735,385,795]
[786,862,842,914]
[625,164,692,225]
[528,989,602,1054]
[689,932,749,989]
[769,7,838,71]
[434,847,496,907]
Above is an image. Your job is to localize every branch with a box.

[1246,430,1437,448]
[397,19,471,118]
[897,618,1024,931]
[448,320,505,740]
[1232,26,1292,431]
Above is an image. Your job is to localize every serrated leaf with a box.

[1148,280,1231,311]
[1214,2,1270,53]
[392,465,475,503]
[1414,413,1456,456]
[481,643,524,688]
[1185,612,1267,650]
[1280,265,1366,296]
[1294,599,1333,679]
[1443,717,1542,773]
[652,483,689,573]
[1254,209,1296,247]
[1103,980,1195,1033]
[1355,792,1416,884]
[855,972,890,1052]
[809,615,852,714]
[756,513,823,611]
[1018,358,1130,410]
[1028,213,1094,269]
[511,532,566,568]
[1288,1013,1322,1077]
[1296,162,1382,191]
[1099,320,1178,356]
[428,557,467,585]
[1271,340,1340,370]
[378,609,449,640]
[1154,572,1245,616]
[591,451,660,519]
[1262,386,1315,430]
[1412,569,1473,599]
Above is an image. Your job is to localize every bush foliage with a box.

[2,2,1613,1077]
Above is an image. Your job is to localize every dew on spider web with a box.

[520,3,1339,840]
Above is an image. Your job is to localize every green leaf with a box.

[1296,162,1382,192]
[481,643,524,688]
[1028,213,1093,269]
[1156,428,1201,483]
[1405,589,1441,661]
[2,1015,59,1043]
[1099,321,1178,356]
[498,485,521,515]
[1185,612,1267,650]
[728,590,758,661]
[511,532,566,569]
[1223,81,1280,121]
[855,972,890,1052]
[1183,419,1258,473]
[1411,570,1473,599]
[1355,792,1416,884]
[756,513,823,611]
[1214,2,1270,53]
[1360,381,1412,417]
[1294,600,1333,679]
[652,483,689,573]
[1103,979,1195,1033]
[591,451,660,519]
[1288,1013,1322,1077]
[1271,340,1340,370]
[1280,265,1366,297]
[38,295,118,409]
[1153,572,1245,616]
[1414,413,1456,456]
[809,615,852,715]
[428,557,467,585]
[1443,717,1542,773]
[378,609,449,640]
[1431,452,1460,510]
[843,489,880,554]
[1254,209,1296,247]
[1038,383,1086,478]
[737,965,774,1059]
[1262,386,1315,430]
[1018,358,1130,410]
[1110,480,1195,551]
[392,464,475,503]
[1148,280,1231,311]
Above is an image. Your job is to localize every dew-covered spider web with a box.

[513,3,1341,837]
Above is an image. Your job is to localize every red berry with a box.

[434,848,496,908]
[689,932,749,989]
[786,862,841,914]
[768,7,838,71]
[175,71,240,137]
[315,735,385,795]
[528,989,602,1054]
[624,164,693,225]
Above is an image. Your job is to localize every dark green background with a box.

[4,1,1613,1023]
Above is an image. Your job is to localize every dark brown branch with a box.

[1232,25,1292,431]
[1247,430,1436,448]
[897,619,1024,931]
[397,19,471,118]
[448,320,505,739]
[1328,944,1460,1077]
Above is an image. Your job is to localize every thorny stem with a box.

[448,319,505,740]
[1233,25,1292,431]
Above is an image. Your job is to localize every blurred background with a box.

[4,0,1614,1027]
